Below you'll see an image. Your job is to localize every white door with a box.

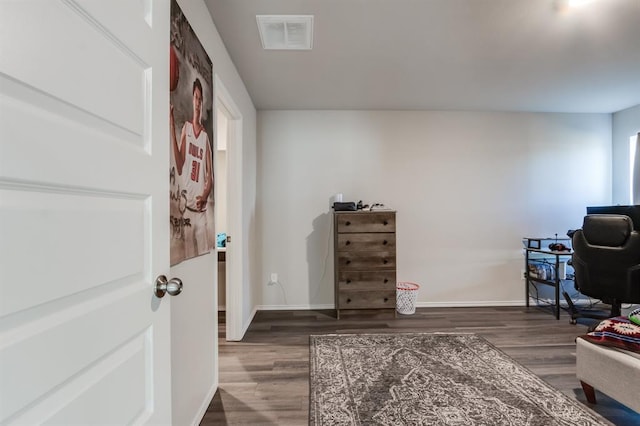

[0,1,172,424]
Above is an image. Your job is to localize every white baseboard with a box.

[416,300,525,308]
[241,306,258,337]
[256,304,334,311]
[192,383,217,426]
[529,297,602,308]
[273,299,636,311]
[257,302,525,310]
[255,300,630,311]
[530,299,640,312]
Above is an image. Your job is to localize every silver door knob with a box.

[155,275,183,298]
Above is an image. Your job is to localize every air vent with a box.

[257,15,313,50]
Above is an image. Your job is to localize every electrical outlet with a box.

[521,270,527,280]
[268,272,278,286]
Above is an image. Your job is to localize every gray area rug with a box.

[309,333,610,425]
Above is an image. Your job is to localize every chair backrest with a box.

[571,214,640,303]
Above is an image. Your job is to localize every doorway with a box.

[216,103,230,311]
[215,75,243,341]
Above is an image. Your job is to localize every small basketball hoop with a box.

[396,282,420,315]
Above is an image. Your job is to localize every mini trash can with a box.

[396,282,420,315]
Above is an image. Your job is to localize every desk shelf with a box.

[523,238,572,320]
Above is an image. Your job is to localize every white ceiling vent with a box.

[257,15,313,50]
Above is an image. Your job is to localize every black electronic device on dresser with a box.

[333,211,397,319]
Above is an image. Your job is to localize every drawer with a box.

[337,270,396,291]
[336,212,395,233]
[338,290,396,309]
[336,251,396,270]
[336,233,395,252]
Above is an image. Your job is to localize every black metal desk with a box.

[524,247,572,320]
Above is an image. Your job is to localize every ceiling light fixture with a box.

[555,0,597,13]
[257,15,313,50]
[559,0,596,9]
[567,0,596,6]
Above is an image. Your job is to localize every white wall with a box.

[170,1,256,425]
[612,104,640,204]
[257,110,611,308]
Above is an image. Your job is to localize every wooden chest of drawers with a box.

[333,211,397,318]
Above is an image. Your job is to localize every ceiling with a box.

[204,0,640,113]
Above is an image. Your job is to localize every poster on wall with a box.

[169,0,215,265]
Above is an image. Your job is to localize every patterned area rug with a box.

[309,333,610,425]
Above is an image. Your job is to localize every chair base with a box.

[563,291,620,324]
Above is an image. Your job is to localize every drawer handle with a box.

[346,298,351,304]
[383,259,388,264]
[383,278,389,283]
[346,279,352,284]
[382,240,388,245]
[384,297,389,302]
[383,220,388,226]
[346,260,351,265]
[345,240,351,245]
[345,221,351,226]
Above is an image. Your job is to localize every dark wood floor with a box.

[201,306,640,425]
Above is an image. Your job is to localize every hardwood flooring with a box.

[201,306,640,425]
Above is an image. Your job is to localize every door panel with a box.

[2,293,152,424]
[1,189,145,316]
[44,336,149,425]
[0,1,171,424]
[0,0,149,137]
[0,76,149,191]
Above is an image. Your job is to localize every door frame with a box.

[214,74,243,341]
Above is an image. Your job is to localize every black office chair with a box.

[569,214,640,321]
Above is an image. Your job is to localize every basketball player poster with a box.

[169,0,215,265]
